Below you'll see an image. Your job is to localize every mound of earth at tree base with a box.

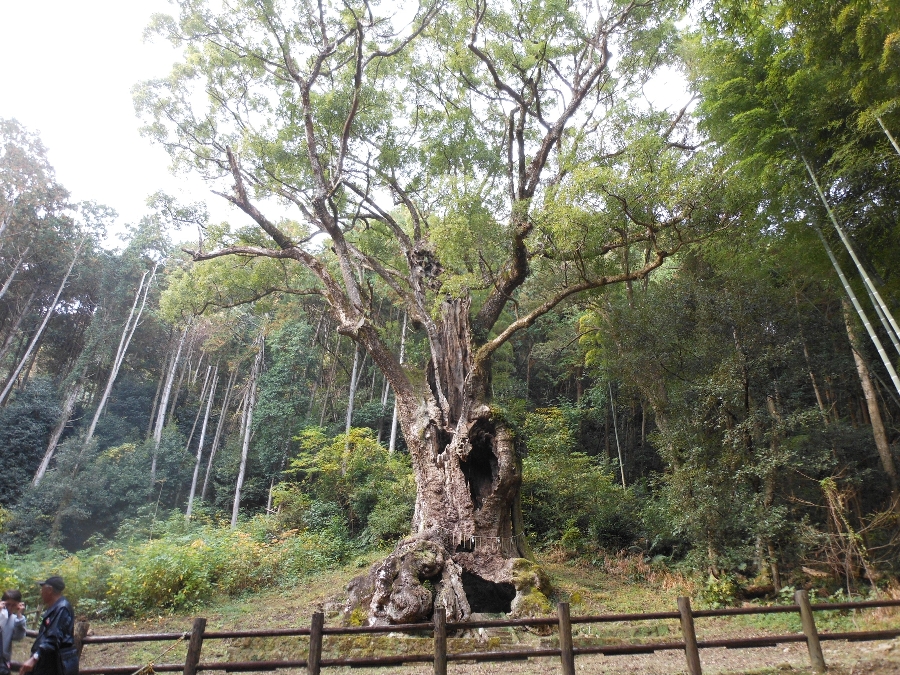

[343,536,552,625]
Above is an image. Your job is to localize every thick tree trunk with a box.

[346,299,549,626]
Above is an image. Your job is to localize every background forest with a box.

[1,0,899,617]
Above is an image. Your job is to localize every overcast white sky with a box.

[0,0,237,243]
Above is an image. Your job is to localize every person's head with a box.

[38,576,64,604]
[1,589,23,612]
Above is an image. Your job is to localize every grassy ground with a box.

[11,551,899,674]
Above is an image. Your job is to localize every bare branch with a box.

[475,247,675,366]
[219,147,293,250]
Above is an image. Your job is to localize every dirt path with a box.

[320,638,900,674]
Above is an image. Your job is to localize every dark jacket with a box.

[30,598,74,675]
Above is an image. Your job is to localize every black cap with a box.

[38,576,65,592]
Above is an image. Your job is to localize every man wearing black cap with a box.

[18,577,75,675]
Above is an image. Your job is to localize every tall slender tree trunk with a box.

[33,366,87,485]
[763,396,783,591]
[0,242,82,406]
[167,341,194,421]
[0,288,36,366]
[843,299,900,507]
[388,313,407,453]
[609,382,625,488]
[342,344,362,468]
[187,367,218,520]
[814,225,900,396]
[376,374,390,444]
[191,352,206,386]
[202,367,238,500]
[150,324,189,485]
[183,365,213,453]
[318,337,339,426]
[84,266,157,444]
[147,338,173,439]
[0,246,29,302]
[232,335,264,528]
[306,322,329,418]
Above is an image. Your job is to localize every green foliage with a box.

[0,378,61,506]
[698,574,739,609]
[3,431,191,551]
[2,509,355,617]
[279,427,414,546]
[521,407,639,552]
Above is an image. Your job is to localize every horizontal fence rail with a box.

[11,592,900,675]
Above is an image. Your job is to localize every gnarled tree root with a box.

[343,535,552,626]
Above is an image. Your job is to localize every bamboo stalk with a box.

[800,156,900,352]
[0,240,83,406]
[187,367,218,520]
[232,334,264,528]
[812,225,900,396]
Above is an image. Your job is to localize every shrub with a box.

[521,407,639,552]
[281,427,415,541]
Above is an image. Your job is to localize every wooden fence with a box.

[14,591,900,675]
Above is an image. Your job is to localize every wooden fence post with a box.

[557,602,576,675]
[677,596,702,675]
[794,590,826,673]
[433,607,447,675]
[73,621,89,659]
[308,611,324,675]
[183,618,206,675]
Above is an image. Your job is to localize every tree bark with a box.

[376,374,390,444]
[843,298,900,507]
[345,299,543,626]
[146,337,173,439]
[344,344,361,436]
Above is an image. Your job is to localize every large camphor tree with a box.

[138,0,732,623]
